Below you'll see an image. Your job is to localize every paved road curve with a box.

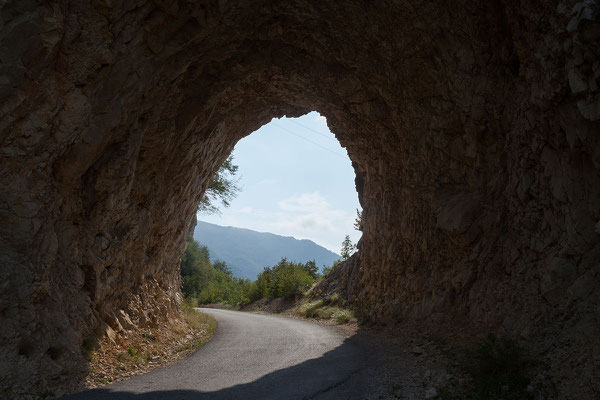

[63,308,364,399]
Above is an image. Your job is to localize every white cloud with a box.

[257,178,277,185]
[267,191,358,251]
[200,192,360,253]
[278,191,329,212]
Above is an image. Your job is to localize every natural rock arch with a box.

[1,0,599,396]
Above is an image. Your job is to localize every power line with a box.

[288,119,339,142]
[271,123,348,159]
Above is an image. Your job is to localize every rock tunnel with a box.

[1,0,600,395]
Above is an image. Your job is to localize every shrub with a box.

[298,300,324,318]
[267,259,315,298]
[463,334,535,399]
[127,347,137,357]
[351,299,372,324]
[314,307,338,319]
[333,309,352,324]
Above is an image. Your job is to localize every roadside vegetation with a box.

[295,295,354,324]
[80,303,216,392]
[185,154,360,323]
[180,236,357,325]
[181,236,325,307]
[181,236,252,305]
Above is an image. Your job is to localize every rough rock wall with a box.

[1,0,599,396]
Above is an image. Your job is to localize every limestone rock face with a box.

[1,0,599,396]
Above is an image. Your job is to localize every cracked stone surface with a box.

[1,0,599,397]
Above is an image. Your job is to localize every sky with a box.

[198,111,362,254]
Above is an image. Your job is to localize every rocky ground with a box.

[233,297,557,400]
[16,308,216,400]
[3,1,599,395]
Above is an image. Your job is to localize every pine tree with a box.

[340,235,355,260]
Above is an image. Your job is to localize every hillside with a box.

[193,221,340,279]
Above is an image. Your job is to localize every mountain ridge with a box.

[193,221,340,279]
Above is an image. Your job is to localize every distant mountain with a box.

[193,221,340,279]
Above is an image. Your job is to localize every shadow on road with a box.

[62,336,365,400]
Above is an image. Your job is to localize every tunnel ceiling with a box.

[1,0,600,397]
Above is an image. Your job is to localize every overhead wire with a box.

[288,119,340,143]
[271,122,348,159]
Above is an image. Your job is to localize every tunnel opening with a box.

[196,111,362,271]
[182,111,363,309]
[1,1,599,397]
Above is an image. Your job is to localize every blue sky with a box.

[198,111,362,253]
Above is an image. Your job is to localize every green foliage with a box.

[461,334,535,399]
[265,258,315,298]
[198,155,240,215]
[247,269,270,302]
[181,303,217,351]
[322,259,341,275]
[333,309,352,324]
[303,260,319,279]
[213,260,232,276]
[351,298,372,324]
[180,237,213,298]
[329,292,340,304]
[340,235,355,260]
[298,300,324,318]
[181,240,318,306]
[353,208,363,231]
[297,299,354,324]
[180,237,251,306]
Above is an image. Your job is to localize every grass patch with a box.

[296,299,355,324]
[314,306,337,319]
[351,299,371,324]
[333,309,352,324]
[297,300,324,318]
[117,346,150,367]
[141,331,157,340]
[180,304,217,352]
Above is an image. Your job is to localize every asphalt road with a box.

[63,308,365,400]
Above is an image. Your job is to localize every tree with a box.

[353,208,363,231]
[341,235,355,260]
[198,155,240,214]
[302,260,318,279]
[267,258,314,298]
[322,259,341,276]
[180,236,213,298]
[213,260,232,277]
